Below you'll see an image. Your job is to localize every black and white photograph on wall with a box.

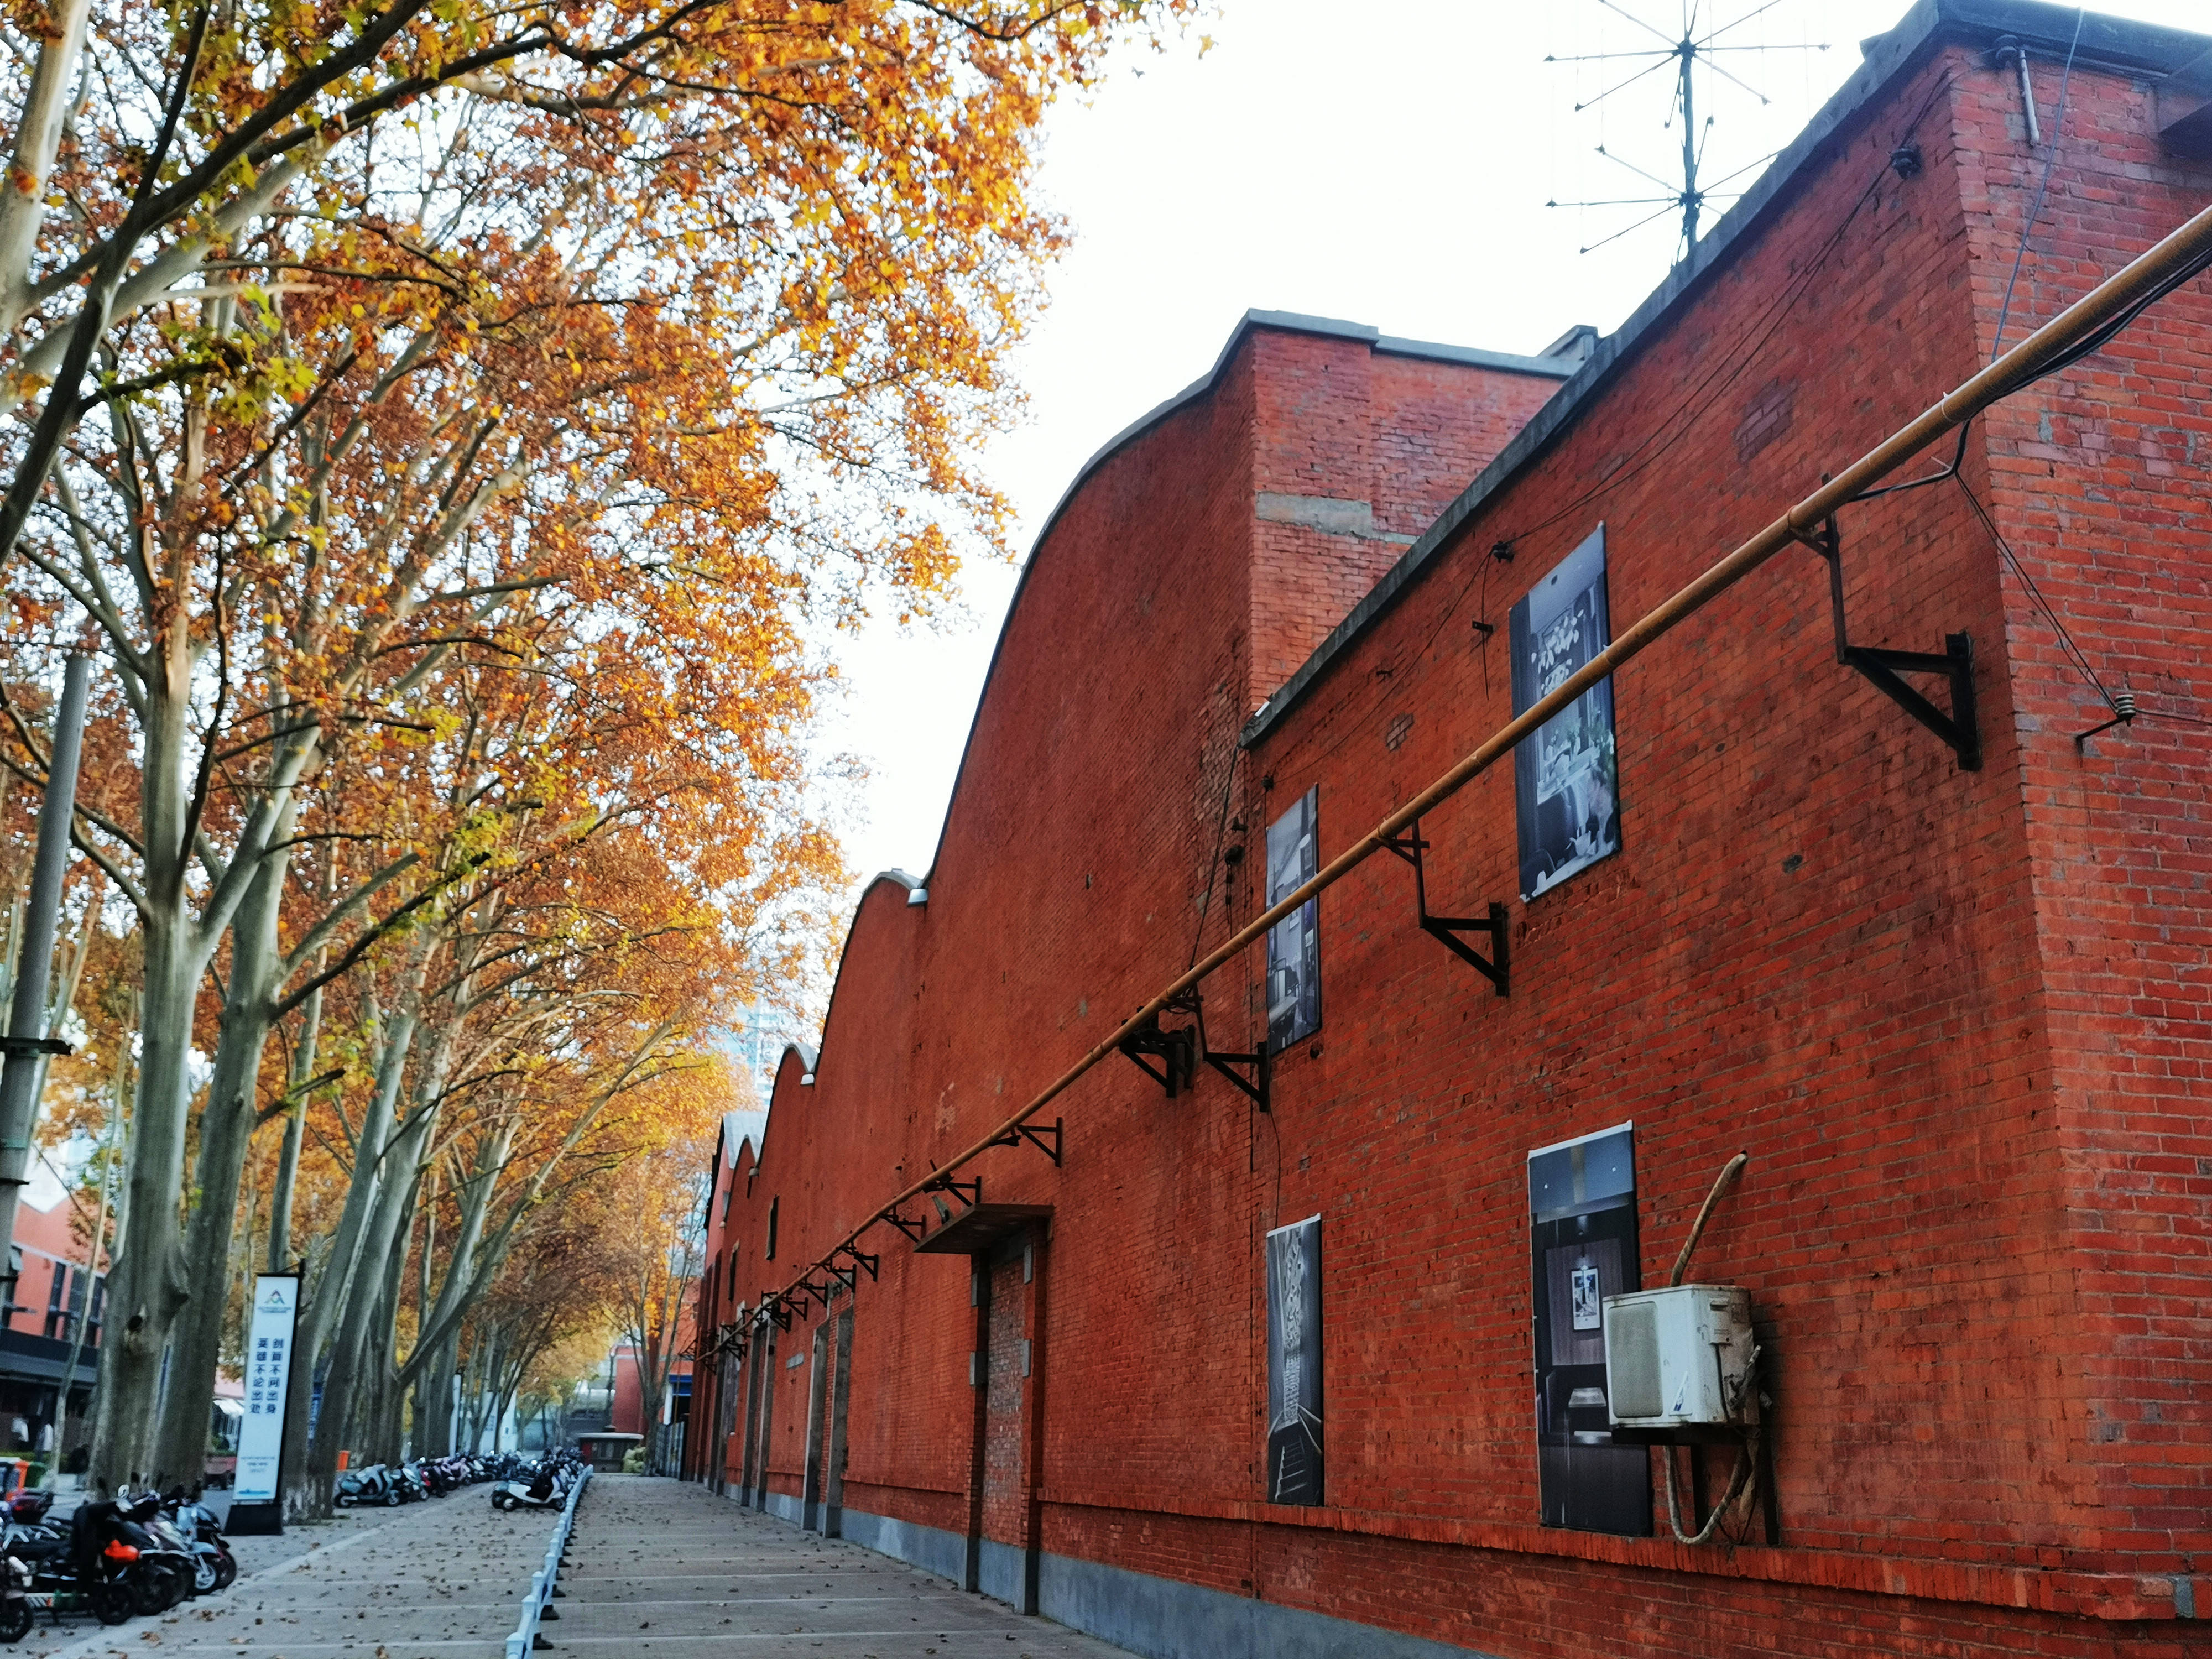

[1528,1124,1648,1537]
[1266,1213,1324,1506]
[1265,786,1320,1052]
[1509,525,1621,902]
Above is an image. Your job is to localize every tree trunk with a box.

[151,832,289,1485]
[304,1083,435,1494]
[281,969,418,1520]
[265,979,321,1273]
[88,879,201,1490]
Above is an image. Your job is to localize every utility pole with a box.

[0,652,92,1306]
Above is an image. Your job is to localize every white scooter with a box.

[489,1460,571,1512]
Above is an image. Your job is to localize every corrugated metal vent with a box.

[1608,1301,1662,1419]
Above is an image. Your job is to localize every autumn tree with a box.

[0,0,1201,1493]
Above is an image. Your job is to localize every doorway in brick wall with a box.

[823,1305,853,1536]
[801,1321,831,1531]
[964,1224,1047,1613]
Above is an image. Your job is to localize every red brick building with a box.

[685,4,2212,1654]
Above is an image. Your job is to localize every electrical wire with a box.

[1990,8,2086,363]
[1952,472,2116,709]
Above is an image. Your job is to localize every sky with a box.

[816,0,2205,917]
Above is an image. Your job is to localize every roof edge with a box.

[902,311,1589,896]
[1239,0,2212,748]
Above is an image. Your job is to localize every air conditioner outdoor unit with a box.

[1602,1284,1757,1442]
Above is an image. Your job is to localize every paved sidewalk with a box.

[21,1486,561,1659]
[555,1475,1133,1658]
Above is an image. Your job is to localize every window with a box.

[720,1176,733,1223]
[766,1197,779,1261]
[43,1265,68,1340]
[727,1245,740,1300]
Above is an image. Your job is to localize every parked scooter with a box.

[155,1487,236,1595]
[489,1454,576,1512]
[116,1493,193,1613]
[2,1499,148,1628]
[334,1463,401,1507]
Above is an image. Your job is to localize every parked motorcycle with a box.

[334,1462,401,1507]
[153,1487,236,1595]
[2,1499,147,1628]
[489,1454,576,1512]
[115,1493,192,1613]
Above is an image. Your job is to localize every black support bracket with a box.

[826,1261,858,1296]
[1803,515,1980,771]
[764,1296,793,1332]
[835,1243,879,1281]
[1204,1046,1271,1112]
[922,1171,981,1210]
[883,1207,927,1245]
[795,1277,833,1310]
[989,1117,1063,1166]
[1379,820,1509,995]
[1117,992,1200,1097]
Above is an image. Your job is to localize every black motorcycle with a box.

[2,1499,143,1628]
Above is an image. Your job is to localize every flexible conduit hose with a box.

[1662,1152,1755,1546]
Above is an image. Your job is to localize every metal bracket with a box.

[795,1277,833,1310]
[0,1035,71,1058]
[922,1172,980,1210]
[883,1207,927,1245]
[1178,990,1271,1112]
[989,1117,1063,1166]
[834,1243,879,1281]
[764,1296,793,1332]
[1204,1046,1271,1112]
[1804,515,1980,771]
[1379,821,1509,995]
[826,1261,858,1296]
[1117,993,1199,1097]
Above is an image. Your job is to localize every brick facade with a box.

[684,6,2212,1654]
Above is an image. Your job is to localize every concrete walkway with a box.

[552,1475,1134,1658]
[23,1485,562,1659]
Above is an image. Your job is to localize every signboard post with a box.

[226,1274,299,1536]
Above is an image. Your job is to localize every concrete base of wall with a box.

[838,1504,968,1585]
[821,1500,1496,1659]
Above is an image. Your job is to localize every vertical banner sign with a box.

[232,1275,299,1524]
[1265,1214,1323,1506]
[1527,1126,1647,1537]
[1265,787,1321,1052]
[1510,525,1623,901]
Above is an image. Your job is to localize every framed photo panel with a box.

[1510,525,1622,901]
[1265,787,1320,1052]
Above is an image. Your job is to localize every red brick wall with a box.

[1958,48,2212,1570]
[703,33,2212,1657]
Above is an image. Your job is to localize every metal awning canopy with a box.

[913,1204,1051,1255]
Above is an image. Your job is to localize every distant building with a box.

[726,1004,803,1102]
[0,1178,104,1466]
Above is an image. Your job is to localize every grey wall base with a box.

[816,1501,1498,1659]
[761,1489,802,1525]
[836,1504,967,1585]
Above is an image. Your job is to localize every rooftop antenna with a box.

[1546,0,1828,261]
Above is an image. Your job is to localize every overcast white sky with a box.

[817,0,2205,909]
